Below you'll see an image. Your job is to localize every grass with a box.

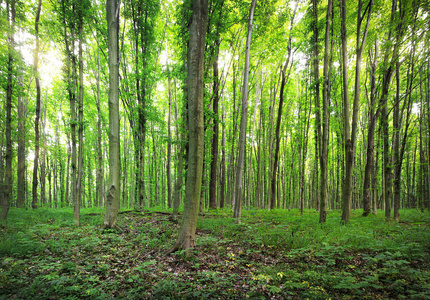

[1,207,429,299]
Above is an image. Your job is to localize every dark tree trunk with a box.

[1,0,15,220]
[32,0,42,210]
[209,45,220,210]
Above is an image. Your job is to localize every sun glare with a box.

[15,29,63,87]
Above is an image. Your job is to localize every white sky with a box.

[16,29,63,87]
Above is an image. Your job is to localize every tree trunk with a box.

[209,45,220,210]
[233,0,257,221]
[271,3,297,210]
[173,81,183,218]
[363,41,379,216]
[75,13,85,225]
[103,0,121,229]
[167,67,172,209]
[170,0,208,254]
[220,107,226,209]
[40,93,47,206]
[17,77,26,208]
[97,49,104,208]
[341,0,372,223]
[1,0,15,220]
[319,0,332,223]
[32,0,42,210]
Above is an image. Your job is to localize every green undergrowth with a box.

[1,207,429,299]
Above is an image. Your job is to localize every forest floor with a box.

[1,207,429,299]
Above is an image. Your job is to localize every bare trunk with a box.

[1,0,15,220]
[271,3,297,210]
[363,41,379,216]
[233,0,257,220]
[97,50,103,207]
[167,68,172,209]
[32,0,42,210]
[171,0,208,254]
[319,0,332,223]
[17,78,26,208]
[104,0,121,229]
[341,0,372,223]
[209,48,220,210]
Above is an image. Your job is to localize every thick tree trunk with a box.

[103,0,121,229]
[233,0,257,220]
[170,0,208,254]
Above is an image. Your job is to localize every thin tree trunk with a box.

[319,0,332,223]
[1,0,15,220]
[167,67,172,209]
[75,15,84,225]
[233,0,257,221]
[363,41,379,216]
[32,0,42,210]
[271,3,297,210]
[17,77,26,208]
[96,49,103,208]
[40,92,47,205]
[220,106,226,209]
[209,44,220,210]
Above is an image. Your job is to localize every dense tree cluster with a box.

[1,0,429,244]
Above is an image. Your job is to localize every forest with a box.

[1,0,430,299]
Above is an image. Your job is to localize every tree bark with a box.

[209,44,220,210]
[103,0,121,229]
[319,0,332,223]
[167,67,172,209]
[97,49,103,207]
[17,76,26,208]
[1,0,15,220]
[362,41,379,216]
[270,3,297,210]
[32,0,42,210]
[170,0,208,253]
[233,0,257,221]
[341,0,372,223]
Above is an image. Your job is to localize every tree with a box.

[319,0,333,223]
[340,0,372,223]
[103,0,121,229]
[170,0,208,253]
[233,0,257,221]
[270,1,297,210]
[32,0,43,210]
[362,40,379,217]
[1,0,16,220]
